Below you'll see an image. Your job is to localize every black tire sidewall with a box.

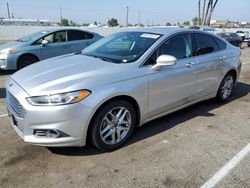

[90,100,136,151]
[17,55,37,70]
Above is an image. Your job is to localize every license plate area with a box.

[7,107,23,133]
[12,115,18,127]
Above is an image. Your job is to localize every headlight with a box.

[27,90,91,106]
[0,48,16,55]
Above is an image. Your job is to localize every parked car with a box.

[245,31,250,40]
[189,26,215,33]
[0,29,103,70]
[217,32,242,48]
[6,29,242,151]
[236,30,248,41]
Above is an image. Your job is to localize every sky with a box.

[0,0,249,25]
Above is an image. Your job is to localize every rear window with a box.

[68,30,94,41]
[194,33,225,56]
[214,37,226,51]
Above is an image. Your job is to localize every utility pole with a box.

[126,6,129,27]
[7,2,10,19]
[59,5,62,23]
[138,9,141,26]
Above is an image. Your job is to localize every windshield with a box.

[217,33,229,39]
[16,31,49,42]
[82,31,162,63]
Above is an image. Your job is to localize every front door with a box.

[146,33,198,118]
[40,30,70,60]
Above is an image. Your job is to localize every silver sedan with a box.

[6,28,242,151]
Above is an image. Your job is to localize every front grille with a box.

[6,91,26,118]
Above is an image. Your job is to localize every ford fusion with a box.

[6,29,242,151]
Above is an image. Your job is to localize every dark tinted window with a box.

[194,33,221,55]
[159,33,193,60]
[68,30,94,41]
[214,37,226,50]
[232,33,240,38]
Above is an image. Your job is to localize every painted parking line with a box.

[0,114,8,118]
[200,143,250,188]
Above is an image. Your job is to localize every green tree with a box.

[192,17,199,26]
[61,18,69,26]
[183,21,190,26]
[166,22,172,26]
[107,18,119,27]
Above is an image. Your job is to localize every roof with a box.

[129,27,190,36]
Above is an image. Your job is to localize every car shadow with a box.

[0,70,16,76]
[41,82,250,156]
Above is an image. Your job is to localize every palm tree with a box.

[207,0,214,26]
[203,0,211,25]
[201,0,207,25]
[202,0,219,26]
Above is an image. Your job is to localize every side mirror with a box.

[41,40,48,46]
[152,55,177,71]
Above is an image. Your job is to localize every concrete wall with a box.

[0,26,250,41]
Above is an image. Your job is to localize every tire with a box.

[89,100,136,151]
[17,55,38,70]
[239,42,242,49]
[216,72,236,102]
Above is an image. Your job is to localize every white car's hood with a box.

[11,54,139,96]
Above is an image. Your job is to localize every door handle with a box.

[219,56,226,61]
[185,62,194,68]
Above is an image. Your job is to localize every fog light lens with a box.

[46,130,60,138]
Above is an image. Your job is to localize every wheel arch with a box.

[227,69,237,84]
[17,53,40,67]
[86,95,141,143]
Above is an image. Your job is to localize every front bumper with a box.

[6,79,93,147]
[0,53,18,70]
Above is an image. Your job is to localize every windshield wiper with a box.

[92,55,116,63]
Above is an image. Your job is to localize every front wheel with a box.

[89,100,136,151]
[216,73,236,102]
[17,55,38,70]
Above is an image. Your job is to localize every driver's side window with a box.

[33,31,66,45]
[145,33,193,66]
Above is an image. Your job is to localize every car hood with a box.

[0,41,26,51]
[11,54,139,96]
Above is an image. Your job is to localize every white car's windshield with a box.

[82,31,162,63]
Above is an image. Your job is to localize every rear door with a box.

[67,30,95,53]
[193,33,227,98]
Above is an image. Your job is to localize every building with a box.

[0,18,51,26]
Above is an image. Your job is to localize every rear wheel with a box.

[216,72,236,102]
[89,100,136,151]
[17,55,38,70]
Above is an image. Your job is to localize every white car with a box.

[6,28,242,151]
[236,31,249,41]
